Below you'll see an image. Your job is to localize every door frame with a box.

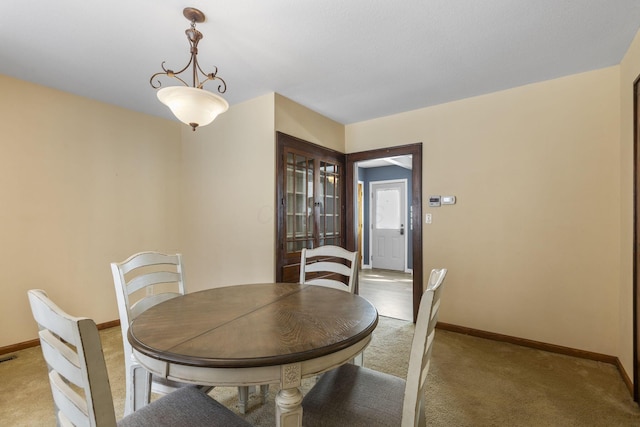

[357,180,364,267]
[369,179,409,272]
[633,75,640,402]
[346,143,423,322]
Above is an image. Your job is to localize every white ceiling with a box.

[2,1,640,125]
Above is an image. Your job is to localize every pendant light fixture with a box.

[150,7,228,131]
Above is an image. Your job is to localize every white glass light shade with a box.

[157,86,229,130]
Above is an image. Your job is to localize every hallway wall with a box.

[346,66,621,361]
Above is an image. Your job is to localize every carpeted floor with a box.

[2,316,639,426]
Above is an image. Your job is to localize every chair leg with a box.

[417,398,427,427]
[238,385,269,412]
[124,365,134,416]
[260,384,270,404]
[127,365,152,415]
[198,385,215,395]
[238,386,249,414]
[353,351,364,366]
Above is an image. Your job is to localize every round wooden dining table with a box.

[128,282,379,427]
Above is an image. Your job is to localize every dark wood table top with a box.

[128,283,378,369]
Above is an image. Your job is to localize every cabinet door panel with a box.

[276,132,346,282]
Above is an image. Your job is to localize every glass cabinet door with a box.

[319,161,341,247]
[277,132,346,282]
[285,155,343,252]
[285,152,314,252]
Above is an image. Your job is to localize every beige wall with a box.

[0,85,349,349]
[178,93,347,291]
[180,93,277,290]
[618,30,640,377]
[275,93,345,151]
[346,67,622,357]
[0,75,182,347]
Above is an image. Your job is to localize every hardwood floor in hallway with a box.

[358,268,413,321]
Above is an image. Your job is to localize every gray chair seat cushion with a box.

[302,363,405,427]
[118,386,252,427]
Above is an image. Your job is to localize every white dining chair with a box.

[302,268,447,427]
[300,245,361,366]
[111,251,264,415]
[299,245,359,293]
[27,289,253,427]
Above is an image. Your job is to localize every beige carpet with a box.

[2,316,639,426]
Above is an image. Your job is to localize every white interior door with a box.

[371,180,406,271]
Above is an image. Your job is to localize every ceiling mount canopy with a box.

[150,7,229,131]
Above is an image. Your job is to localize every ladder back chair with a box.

[302,268,447,427]
[111,251,265,415]
[300,245,362,365]
[27,289,252,427]
[299,245,359,293]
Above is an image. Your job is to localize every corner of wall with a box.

[618,27,640,390]
[274,93,345,151]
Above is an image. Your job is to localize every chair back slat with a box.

[303,260,353,277]
[427,269,447,291]
[50,370,90,427]
[39,329,83,387]
[129,292,182,320]
[401,268,447,427]
[299,245,359,293]
[126,271,182,295]
[29,296,78,344]
[118,252,182,275]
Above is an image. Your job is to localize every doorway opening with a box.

[346,143,423,322]
[359,268,413,321]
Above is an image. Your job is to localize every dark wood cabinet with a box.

[276,132,346,282]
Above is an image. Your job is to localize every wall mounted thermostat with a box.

[441,196,456,205]
[428,196,441,207]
